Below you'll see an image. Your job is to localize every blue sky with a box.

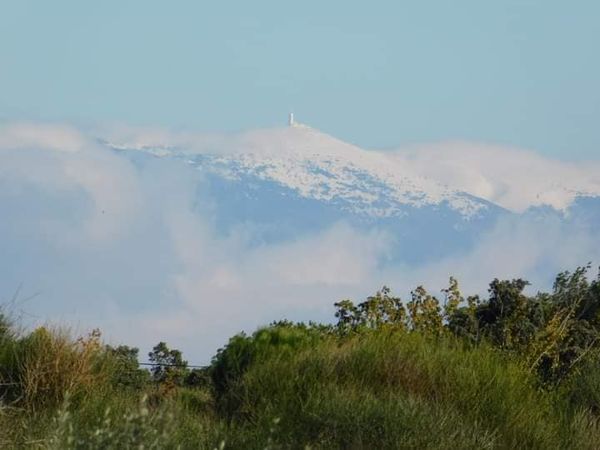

[1,0,599,160]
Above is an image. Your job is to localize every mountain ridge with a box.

[107,125,498,220]
[105,124,600,221]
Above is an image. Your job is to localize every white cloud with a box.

[0,123,143,242]
[388,141,600,212]
[0,122,87,153]
[380,213,599,297]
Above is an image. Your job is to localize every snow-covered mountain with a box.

[108,125,499,217]
[106,123,600,264]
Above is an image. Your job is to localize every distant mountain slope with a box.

[105,124,599,264]
[106,124,600,215]
[106,126,501,263]
[109,125,497,218]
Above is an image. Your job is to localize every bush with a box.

[210,322,324,408]
[104,345,150,390]
[221,331,566,448]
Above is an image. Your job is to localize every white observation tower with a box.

[288,112,294,127]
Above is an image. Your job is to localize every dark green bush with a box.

[210,322,324,405]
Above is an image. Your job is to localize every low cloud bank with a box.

[1,123,598,362]
[389,141,600,212]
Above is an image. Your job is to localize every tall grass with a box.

[220,330,571,448]
[0,326,107,412]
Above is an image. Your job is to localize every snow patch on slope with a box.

[104,124,600,216]
[108,125,490,219]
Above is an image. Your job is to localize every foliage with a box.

[48,395,174,450]
[564,351,600,415]
[210,322,324,413]
[105,344,150,390]
[407,285,443,334]
[333,266,600,386]
[221,332,564,448]
[2,265,600,448]
[0,326,106,411]
[530,265,600,384]
[334,286,407,332]
[148,341,189,387]
[0,312,13,341]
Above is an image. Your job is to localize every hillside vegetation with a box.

[2,266,600,448]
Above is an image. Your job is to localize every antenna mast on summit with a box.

[288,112,294,127]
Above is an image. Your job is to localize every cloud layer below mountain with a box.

[1,122,599,362]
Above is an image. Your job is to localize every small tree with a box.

[334,299,359,332]
[442,277,462,322]
[407,286,443,334]
[334,287,407,332]
[529,266,600,384]
[106,345,149,389]
[148,342,188,386]
[478,278,538,351]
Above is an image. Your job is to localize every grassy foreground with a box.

[2,267,600,448]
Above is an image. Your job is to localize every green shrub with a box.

[210,322,324,407]
[103,345,150,390]
[222,331,565,448]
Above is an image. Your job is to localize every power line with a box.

[138,362,207,369]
